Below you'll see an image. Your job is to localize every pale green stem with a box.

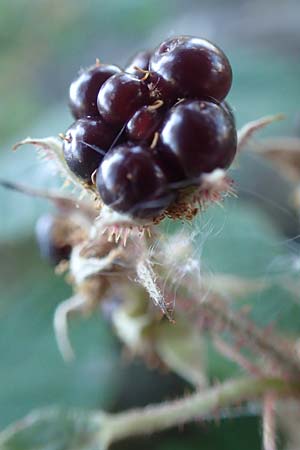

[102,377,300,447]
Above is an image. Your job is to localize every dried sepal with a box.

[54,275,109,361]
[79,236,119,259]
[0,180,97,225]
[237,114,284,152]
[70,243,127,285]
[199,169,235,203]
[54,294,91,362]
[13,136,91,194]
[136,260,173,319]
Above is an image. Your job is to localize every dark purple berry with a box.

[157,99,237,180]
[96,144,174,218]
[63,118,120,184]
[126,105,164,142]
[97,72,150,126]
[153,144,186,185]
[125,50,152,77]
[147,72,178,105]
[149,36,232,101]
[35,214,72,265]
[69,63,121,119]
[221,101,236,125]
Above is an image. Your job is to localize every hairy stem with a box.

[214,336,264,376]
[173,277,300,379]
[185,293,300,379]
[263,393,277,450]
[102,377,300,446]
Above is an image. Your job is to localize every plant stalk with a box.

[102,377,300,446]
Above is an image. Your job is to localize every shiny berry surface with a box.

[69,63,121,119]
[147,72,178,105]
[63,118,119,183]
[221,100,236,125]
[149,36,232,101]
[126,105,164,142]
[96,144,174,218]
[157,99,237,180]
[97,72,149,126]
[35,214,71,265]
[125,50,151,76]
[153,145,186,185]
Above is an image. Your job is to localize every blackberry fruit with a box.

[126,105,164,143]
[157,99,237,180]
[63,118,120,184]
[35,214,72,265]
[125,50,152,77]
[147,72,178,105]
[96,143,174,218]
[69,63,121,119]
[149,35,232,101]
[97,72,149,126]
[62,35,236,219]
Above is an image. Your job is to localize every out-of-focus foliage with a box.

[0,0,175,143]
[0,239,122,429]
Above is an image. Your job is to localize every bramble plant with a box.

[1,35,300,450]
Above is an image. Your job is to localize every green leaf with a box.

[0,239,122,429]
[0,408,107,450]
[154,418,261,450]
[200,199,284,277]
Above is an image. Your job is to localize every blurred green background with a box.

[1,1,300,449]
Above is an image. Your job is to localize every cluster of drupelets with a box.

[62,35,237,220]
